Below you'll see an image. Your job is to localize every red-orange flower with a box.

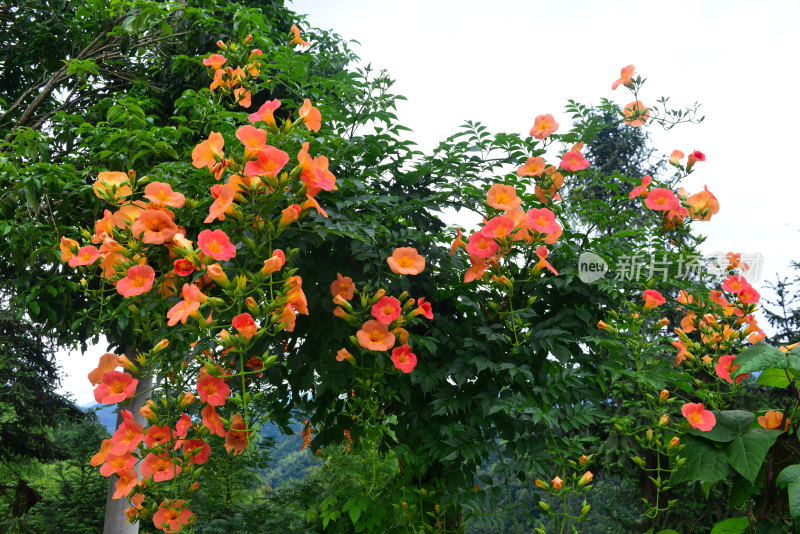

[261,249,286,276]
[141,453,181,482]
[205,184,236,224]
[110,410,143,455]
[530,114,559,139]
[391,345,417,373]
[517,156,546,177]
[357,320,396,351]
[182,439,211,465]
[298,98,321,132]
[201,405,226,436]
[144,182,185,208]
[94,370,139,404]
[450,227,466,255]
[98,451,135,477]
[681,403,716,431]
[112,469,139,499]
[131,209,178,244]
[166,283,205,326]
[202,54,226,69]
[534,246,558,275]
[153,499,194,533]
[481,215,515,239]
[68,245,101,267]
[59,237,79,262]
[387,247,425,275]
[144,424,172,448]
[88,353,122,386]
[465,232,500,259]
[298,143,336,192]
[244,145,289,177]
[623,101,650,127]
[526,208,560,234]
[197,373,230,406]
[249,98,281,126]
[225,413,249,455]
[715,354,748,383]
[234,87,251,108]
[611,64,636,90]
[280,204,301,226]
[235,125,267,159]
[644,188,680,211]
[290,24,310,47]
[408,297,433,319]
[192,132,225,169]
[117,265,155,297]
[371,296,402,325]
[758,410,791,431]
[198,229,236,261]
[629,175,652,199]
[94,171,132,204]
[559,150,589,171]
[232,313,258,340]
[738,285,761,304]
[687,186,719,221]
[486,184,521,211]
[330,273,355,300]
[643,289,666,310]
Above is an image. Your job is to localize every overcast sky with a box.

[58,0,800,405]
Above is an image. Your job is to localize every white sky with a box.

[57,0,800,405]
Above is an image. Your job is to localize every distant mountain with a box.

[83,402,118,433]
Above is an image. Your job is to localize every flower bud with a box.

[190,482,200,492]
[154,338,169,352]
[534,479,549,490]
[597,320,614,332]
[646,428,654,442]
[139,400,158,423]
[577,471,593,487]
[370,288,386,304]
[244,34,253,43]
[206,263,230,288]
[539,501,551,513]
[551,476,563,491]
[656,317,669,328]
[659,390,669,403]
[216,40,227,50]
[668,436,680,450]
[235,274,248,290]
[658,414,669,426]
[579,454,589,467]
[116,354,138,373]
[245,296,259,314]
[180,392,196,408]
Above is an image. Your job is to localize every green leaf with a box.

[670,435,729,485]
[776,464,800,521]
[655,530,681,534]
[690,410,754,442]
[756,367,796,388]
[724,429,781,484]
[342,497,369,524]
[732,341,800,378]
[710,517,749,534]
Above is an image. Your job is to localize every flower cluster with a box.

[451,182,562,284]
[58,31,340,531]
[331,266,433,375]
